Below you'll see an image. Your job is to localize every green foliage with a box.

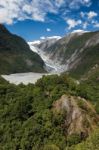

[46,31,99,79]
[0,26,99,150]
[76,67,99,114]
[0,72,99,150]
[70,44,99,78]
[66,134,82,146]
[0,75,74,149]
[67,129,99,150]
[44,144,60,150]
[0,25,45,74]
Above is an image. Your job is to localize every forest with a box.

[0,72,99,150]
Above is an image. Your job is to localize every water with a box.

[2,72,49,85]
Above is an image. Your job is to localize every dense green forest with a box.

[0,72,99,150]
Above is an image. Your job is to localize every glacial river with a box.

[2,72,58,85]
[2,72,51,85]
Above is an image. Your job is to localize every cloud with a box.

[0,0,22,24]
[80,12,85,18]
[87,11,98,19]
[83,0,92,6]
[46,28,51,32]
[71,29,89,33]
[94,23,99,28]
[92,21,99,28]
[79,11,98,29]
[0,0,92,25]
[40,35,61,40]
[83,22,88,29]
[0,0,56,24]
[66,19,82,29]
[69,0,91,9]
[55,0,65,7]
[40,36,46,40]
[80,11,98,20]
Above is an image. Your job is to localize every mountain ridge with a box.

[0,25,46,74]
[29,30,99,78]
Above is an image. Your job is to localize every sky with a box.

[0,0,99,41]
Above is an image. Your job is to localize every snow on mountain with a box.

[28,31,99,76]
[46,36,61,40]
[28,43,39,53]
[28,42,56,72]
[29,36,62,47]
[71,29,89,34]
[28,37,64,73]
[28,40,41,45]
[28,36,63,73]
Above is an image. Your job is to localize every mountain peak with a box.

[0,24,45,74]
[0,24,10,34]
[71,29,89,34]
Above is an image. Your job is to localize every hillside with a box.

[0,25,45,74]
[0,74,99,150]
[53,94,98,136]
[0,25,99,150]
[35,31,99,78]
[77,65,99,113]
[28,36,62,72]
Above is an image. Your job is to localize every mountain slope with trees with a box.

[35,31,99,78]
[0,73,99,150]
[0,25,45,74]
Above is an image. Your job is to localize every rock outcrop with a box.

[53,95,99,137]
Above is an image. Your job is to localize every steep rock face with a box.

[35,31,99,77]
[0,25,45,74]
[28,36,67,73]
[28,37,63,72]
[47,32,99,70]
[53,95,99,136]
[37,36,61,51]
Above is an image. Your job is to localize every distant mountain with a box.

[28,36,62,72]
[33,30,99,78]
[0,24,46,74]
[29,36,61,49]
[36,36,61,50]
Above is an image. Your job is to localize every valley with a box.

[29,30,99,78]
[2,30,99,85]
[0,25,99,150]
[2,72,49,85]
[0,0,99,149]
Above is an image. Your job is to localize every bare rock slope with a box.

[53,95,99,137]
